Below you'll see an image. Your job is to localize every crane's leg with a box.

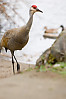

[12,54,15,74]
[13,54,20,73]
[11,51,15,74]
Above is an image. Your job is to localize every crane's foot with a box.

[17,63,21,73]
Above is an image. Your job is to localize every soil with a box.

[0,54,66,99]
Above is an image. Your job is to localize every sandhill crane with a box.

[44,25,64,33]
[0,5,43,74]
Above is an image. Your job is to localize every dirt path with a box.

[0,53,34,78]
[0,54,66,99]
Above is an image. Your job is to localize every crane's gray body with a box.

[1,26,29,51]
[1,14,33,52]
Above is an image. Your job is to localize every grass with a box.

[20,62,66,77]
[36,62,66,76]
[20,67,34,74]
[25,67,34,72]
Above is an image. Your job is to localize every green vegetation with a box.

[25,67,33,72]
[20,67,34,74]
[36,62,66,76]
[21,62,66,77]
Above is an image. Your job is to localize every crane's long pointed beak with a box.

[36,8,43,13]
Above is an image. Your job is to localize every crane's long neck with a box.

[26,13,33,30]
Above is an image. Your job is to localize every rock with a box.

[53,64,60,67]
[36,30,66,66]
[36,48,51,66]
[51,30,66,62]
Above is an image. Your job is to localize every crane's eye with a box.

[33,7,36,9]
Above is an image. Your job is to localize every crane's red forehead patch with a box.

[32,5,37,9]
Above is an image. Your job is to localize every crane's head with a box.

[30,5,43,15]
